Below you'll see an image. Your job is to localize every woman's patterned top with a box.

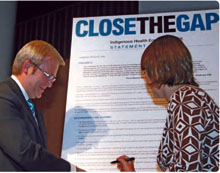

[157,85,219,171]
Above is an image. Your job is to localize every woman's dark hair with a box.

[141,35,199,88]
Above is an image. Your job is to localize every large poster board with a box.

[62,9,219,171]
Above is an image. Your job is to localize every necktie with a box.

[27,99,38,125]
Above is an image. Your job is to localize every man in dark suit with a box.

[0,40,85,171]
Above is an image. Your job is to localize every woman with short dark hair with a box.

[116,35,219,172]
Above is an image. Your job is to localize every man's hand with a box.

[71,164,86,172]
[76,166,86,172]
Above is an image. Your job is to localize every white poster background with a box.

[62,10,219,171]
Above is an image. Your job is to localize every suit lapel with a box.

[34,108,47,148]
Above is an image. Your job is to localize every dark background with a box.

[14,1,138,60]
[16,1,78,23]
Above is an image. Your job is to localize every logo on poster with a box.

[75,12,219,37]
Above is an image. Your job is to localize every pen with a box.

[111,157,135,164]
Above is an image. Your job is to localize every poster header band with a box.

[75,12,219,37]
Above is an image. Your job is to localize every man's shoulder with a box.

[0,78,21,100]
[0,78,26,117]
[0,78,12,92]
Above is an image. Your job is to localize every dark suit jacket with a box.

[0,78,70,171]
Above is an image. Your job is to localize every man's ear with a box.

[22,59,32,75]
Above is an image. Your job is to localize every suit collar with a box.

[11,75,29,101]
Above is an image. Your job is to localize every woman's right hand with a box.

[116,155,135,172]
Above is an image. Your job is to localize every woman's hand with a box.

[116,155,135,172]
